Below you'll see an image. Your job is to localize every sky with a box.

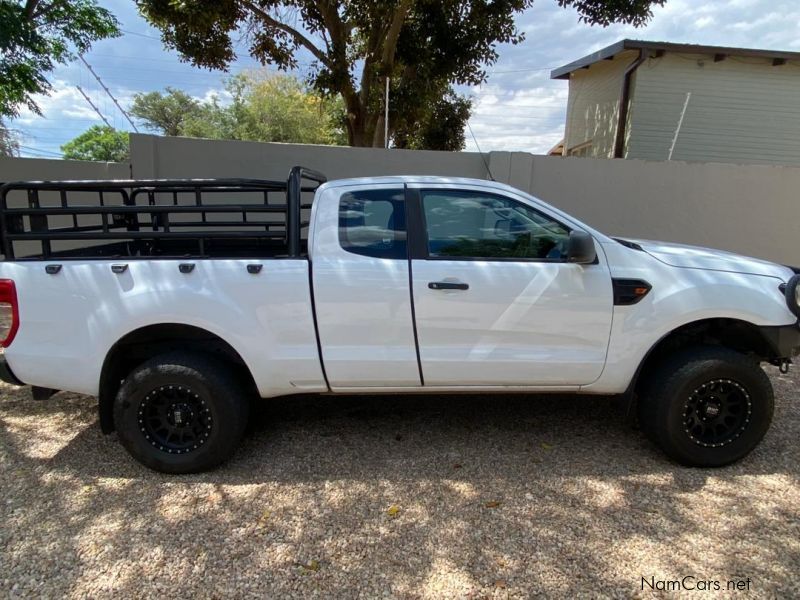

[9,0,800,158]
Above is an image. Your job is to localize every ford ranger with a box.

[0,167,797,473]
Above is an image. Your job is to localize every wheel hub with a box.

[138,385,213,455]
[683,379,751,448]
[703,401,721,419]
[168,402,194,427]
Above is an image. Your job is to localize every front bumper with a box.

[0,352,24,386]
[760,322,800,359]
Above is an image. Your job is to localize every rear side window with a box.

[339,189,407,259]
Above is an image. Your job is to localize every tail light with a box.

[0,280,19,347]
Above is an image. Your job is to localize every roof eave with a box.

[550,39,800,80]
[550,39,630,80]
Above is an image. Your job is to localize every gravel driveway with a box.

[1,367,798,598]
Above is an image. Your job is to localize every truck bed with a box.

[0,167,325,260]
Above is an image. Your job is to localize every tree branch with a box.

[316,0,362,142]
[240,0,332,69]
[24,0,43,20]
[380,0,412,67]
[358,23,382,108]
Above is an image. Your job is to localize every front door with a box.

[410,186,613,387]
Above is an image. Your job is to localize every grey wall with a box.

[0,156,129,182]
[2,136,798,265]
[130,134,490,180]
[489,152,800,265]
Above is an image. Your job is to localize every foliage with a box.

[0,119,20,156]
[556,0,664,26]
[392,90,472,152]
[129,87,200,137]
[137,0,664,148]
[224,72,347,145]
[60,125,129,162]
[130,72,347,145]
[0,0,120,118]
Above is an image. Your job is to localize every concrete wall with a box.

[489,152,800,265]
[130,134,490,180]
[0,156,129,182]
[2,137,798,265]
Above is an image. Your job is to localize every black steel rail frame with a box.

[0,166,327,260]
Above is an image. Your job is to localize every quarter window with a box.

[339,189,407,259]
[421,190,570,260]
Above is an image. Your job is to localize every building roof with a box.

[550,39,800,80]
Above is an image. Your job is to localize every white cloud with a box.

[14,82,99,125]
[695,16,716,28]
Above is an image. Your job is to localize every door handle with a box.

[428,281,469,291]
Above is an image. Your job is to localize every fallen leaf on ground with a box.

[298,559,320,573]
[257,509,271,526]
[387,504,401,518]
[495,579,507,588]
[484,500,501,509]
[540,442,553,450]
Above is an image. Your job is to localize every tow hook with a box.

[779,359,791,374]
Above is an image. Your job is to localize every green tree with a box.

[0,119,20,156]
[131,73,347,145]
[136,0,664,148]
[0,0,120,118]
[129,87,201,136]
[179,96,238,140]
[224,72,347,145]
[392,90,472,152]
[60,125,129,162]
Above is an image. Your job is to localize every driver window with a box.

[421,190,571,260]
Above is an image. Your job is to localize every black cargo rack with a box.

[0,166,327,260]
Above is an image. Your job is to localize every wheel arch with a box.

[624,317,780,419]
[98,323,258,434]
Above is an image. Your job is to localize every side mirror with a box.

[567,230,597,264]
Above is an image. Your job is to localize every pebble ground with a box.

[1,367,798,598]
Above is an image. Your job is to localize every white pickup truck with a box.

[0,167,797,473]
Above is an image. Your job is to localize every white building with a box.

[551,39,800,165]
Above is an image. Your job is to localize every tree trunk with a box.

[344,98,383,147]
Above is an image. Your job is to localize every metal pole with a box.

[76,86,113,128]
[286,167,301,257]
[668,92,691,160]
[80,55,140,132]
[384,77,389,149]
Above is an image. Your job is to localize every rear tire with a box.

[113,352,250,474]
[638,346,773,467]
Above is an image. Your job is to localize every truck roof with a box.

[319,175,522,193]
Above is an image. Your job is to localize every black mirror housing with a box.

[567,230,597,264]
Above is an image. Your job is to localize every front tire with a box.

[638,346,774,467]
[113,352,250,474]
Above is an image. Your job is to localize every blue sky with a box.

[10,0,800,158]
